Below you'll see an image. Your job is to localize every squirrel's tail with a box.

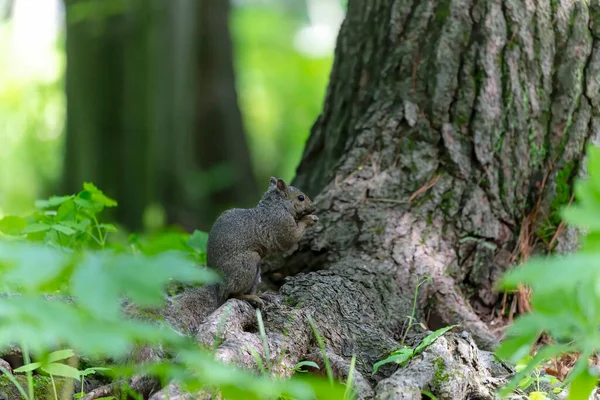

[167,284,222,334]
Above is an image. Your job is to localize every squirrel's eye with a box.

[298,195,305,201]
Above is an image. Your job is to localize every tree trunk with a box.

[64,0,600,398]
[285,0,599,348]
[62,0,257,232]
[183,0,259,230]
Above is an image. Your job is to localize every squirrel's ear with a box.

[276,178,287,192]
[269,177,278,187]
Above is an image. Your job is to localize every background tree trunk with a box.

[62,0,257,232]
[189,0,258,230]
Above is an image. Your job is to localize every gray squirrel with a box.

[115,177,317,396]
[206,176,318,307]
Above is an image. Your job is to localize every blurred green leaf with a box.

[0,216,27,235]
[568,366,597,400]
[35,196,74,209]
[52,224,76,235]
[187,230,209,254]
[21,223,51,234]
[14,362,42,373]
[41,362,81,380]
[82,182,117,208]
[47,349,76,363]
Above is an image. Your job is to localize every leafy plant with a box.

[497,145,600,399]
[0,182,348,399]
[504,357,562,400]
[293,361,320,373]
[372,325,458,375]
[401,276,431,346]
[0,182,118,251]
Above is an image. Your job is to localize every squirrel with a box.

[206,176,318,307]
[116,177,317,395]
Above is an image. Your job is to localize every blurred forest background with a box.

[0,0,345,232]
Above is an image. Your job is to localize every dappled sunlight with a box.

[0,1,65,216]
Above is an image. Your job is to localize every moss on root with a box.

[0,374,71,399]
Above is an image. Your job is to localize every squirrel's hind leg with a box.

[231,260,265,308]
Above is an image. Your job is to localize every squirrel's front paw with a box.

[303,214,318,226]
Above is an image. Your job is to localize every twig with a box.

[409,174,440,203]
[368,198,409,204]
[82,382,119,400]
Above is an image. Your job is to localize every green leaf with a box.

[498,253,600,294]
[47,349,75,363]
[74,197,94,209]
[82,182,118,208]
[41,362,81,380]
[294,361,320,372]
[14,362,42,373]
[70,252,121,319]
[414,325,458,353]
[568,366,597,400]
[517,376,534,390]
[78,367,111,377]
[498,345,570,397]
[421,390,438,400]
[21,223,51,234]
[98,224,118,233]
[35,195,74,209]
[372,348,414,374]
[0,241,69,291]
[56,199,77,221]
[187,230,209,254]
[561,206,600,231]
[0,216,27,235]
[529,392,549,400]
[52,224,76,236]
[496,330,539,364]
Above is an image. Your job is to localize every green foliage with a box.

[512,357,562,400]
[294,361,320,373]
[0,182,349,399]
[0,182,118,251]
[372,325,458,375]
[232,6,333,183]
[497,145,600,399]
[401,276,432,346]
[0,21,64,217]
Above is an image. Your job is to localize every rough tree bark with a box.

[9,0,600,399]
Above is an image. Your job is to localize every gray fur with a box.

[207,176,317,304]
